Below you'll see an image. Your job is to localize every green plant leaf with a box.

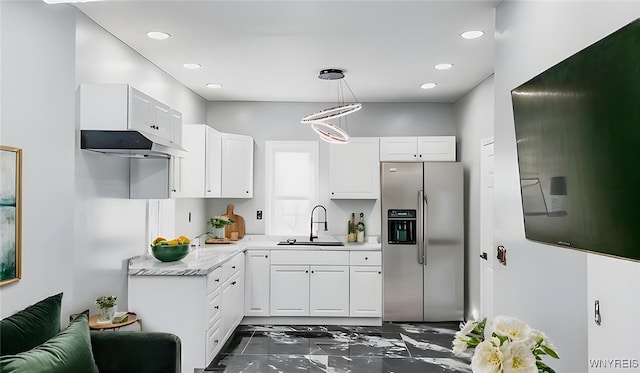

[541,345,560,359]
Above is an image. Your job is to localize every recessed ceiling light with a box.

[147,31,171,40]
[435,63,453,70]
[420,83,437,90]
[182,63,201,70]
[206,83,223,89]
[461,30,484,39]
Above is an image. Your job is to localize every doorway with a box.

[479,138,494,319]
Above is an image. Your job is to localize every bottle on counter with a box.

[348,212,357,242]
[356,212,365,243]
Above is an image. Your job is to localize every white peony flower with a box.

[471,337,503,373]
[459,319,479,335]
[502,341,538,373]
[452,335,470,356]
[491,316,532,343]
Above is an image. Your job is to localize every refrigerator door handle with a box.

[418,190,425,264]
[421,190,428,266]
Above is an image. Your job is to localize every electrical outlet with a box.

[257,210,263,220]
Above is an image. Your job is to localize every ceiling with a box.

[73,0,499,103]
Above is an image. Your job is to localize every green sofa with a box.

[0,293,181,373]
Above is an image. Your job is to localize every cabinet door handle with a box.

[215,279,220,282]
[214,339,219,343]
[232,266,236,269]
[305,270,309,273]
[214,305,219,309]
[594,300,601,326]
[231,281,237,285]
[265,255,268,258]
[311,270,315,274]
[378,271,382,274]
[365,257,368,260]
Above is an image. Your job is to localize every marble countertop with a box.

[128,235,381,276]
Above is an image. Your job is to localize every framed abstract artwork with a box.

[0,146,22,286]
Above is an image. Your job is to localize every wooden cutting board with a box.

[223,204,245,240]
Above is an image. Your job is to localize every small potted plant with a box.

[209,215,234,239]
[95,295,117,324]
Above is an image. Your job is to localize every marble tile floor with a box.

[205,322,472,373]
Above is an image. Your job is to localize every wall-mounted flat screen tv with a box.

[511,18,640,262]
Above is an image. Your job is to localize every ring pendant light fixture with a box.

[301,69,362,144]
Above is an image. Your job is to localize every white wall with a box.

[73,11,207,314]
[454,75,494,321]
[0,1,76,319]
[494,2,640,371]
[198,101,457,238]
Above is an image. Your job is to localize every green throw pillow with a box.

[0,313,99,373]
[0,292,63,356]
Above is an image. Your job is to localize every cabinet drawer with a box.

[350,251,381,266]
[206,320,221,365]
[207,293,221,328]
[207,267,223,294]
[270,250,349,265]
[222,253,244,281]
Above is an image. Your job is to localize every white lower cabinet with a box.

[221,270,244,342]
[310,265,350,316]
[270,265,349,317]
[128,252,244,373]
[269,250,351,317]
[245,250,271,316]
[350,251,382,317]
[350,266,382,317]
[270,265,310,316]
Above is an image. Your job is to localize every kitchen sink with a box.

[277,240,344,247]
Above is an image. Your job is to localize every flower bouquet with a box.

[95,295,117,309]
[95,295,117,323]
[209,215,234,229]
[452,316,559,373]
[208,215,234,239]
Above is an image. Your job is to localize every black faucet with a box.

[309,205,328,242]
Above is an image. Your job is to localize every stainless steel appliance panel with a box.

[381,161,464,322]
[422,162,464,321]
[381,162,423,321]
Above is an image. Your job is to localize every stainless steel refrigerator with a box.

[381,162,464,322]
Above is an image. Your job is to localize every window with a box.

[265,141,319,236]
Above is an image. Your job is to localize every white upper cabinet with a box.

[170,109,183,147]
[176,124,253,199]
[177,124,207,198]
[379,136,456,162]
[205,129,222,198]
[221,133,254,198]
[417,136,456,161]
[329,137,380,199]
[79,83,182,145]
[379,137,419,161]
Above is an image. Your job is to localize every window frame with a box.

[265,141,319,237]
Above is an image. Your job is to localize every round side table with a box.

[88,312,141,331]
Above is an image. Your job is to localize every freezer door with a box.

[381,162,424,321]
[423,162,464,321]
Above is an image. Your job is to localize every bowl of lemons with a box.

[150,236,191,262]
